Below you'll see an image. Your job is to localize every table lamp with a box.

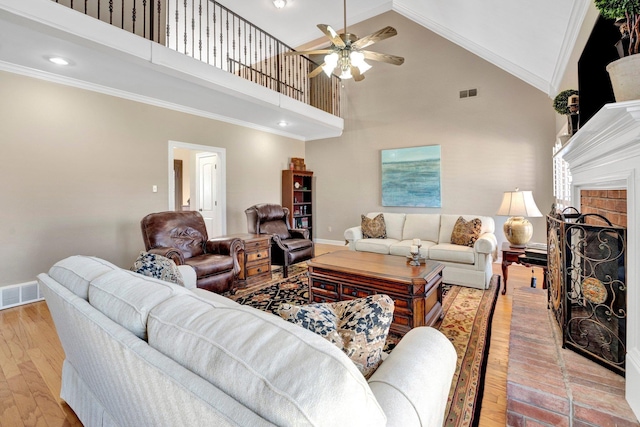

[496,188,543,248]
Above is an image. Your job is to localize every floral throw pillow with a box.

[361,213,387,239]
[278,294,394,378]
[450,216,482,247]
[131,251,185,286]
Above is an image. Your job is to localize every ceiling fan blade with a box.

[362,50,405,66]
[351,66,365,82]
[308,64,326,78]
[317,24,346,49]
[284,49,333,56]
[352,26,397,50]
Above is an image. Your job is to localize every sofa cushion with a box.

[389,240,436,257]
[147,294,387,426]
[88,269,190,340]
[278,294,394,378]
[429,243,476,264]
[439,214,494,244]
[361,214,387,238]
[131,251,185,286]
[402,214,441,242]
[355,238,398,254]
[48,255,121,300]
[450,216,482,247]
[364,213,405,240]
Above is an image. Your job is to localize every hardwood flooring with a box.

[0,244,539,426]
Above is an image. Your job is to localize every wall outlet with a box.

[328,226,332,232]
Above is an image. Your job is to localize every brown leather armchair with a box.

[140,211,243,294]
[245,203,314,278]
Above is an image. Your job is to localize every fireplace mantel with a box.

[554,99,640,418]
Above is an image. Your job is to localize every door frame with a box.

[167,141,227,234]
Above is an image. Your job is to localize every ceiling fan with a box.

[284,0,404,81]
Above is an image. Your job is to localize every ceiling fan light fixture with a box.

[339,68,353,80]
[357,60,372,74]
[349,51,364,66]
[272,0,286,9]
[322,52,339,77]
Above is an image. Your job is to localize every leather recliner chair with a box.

[245,203,314,278]
[140,211,243,293]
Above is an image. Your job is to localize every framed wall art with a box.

[381,145,441,207]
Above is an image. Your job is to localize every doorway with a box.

[168,141,226,237]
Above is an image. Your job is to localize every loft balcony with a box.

[0,0,344,141]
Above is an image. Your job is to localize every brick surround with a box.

[580,189,627,228]
[506,286,638,426]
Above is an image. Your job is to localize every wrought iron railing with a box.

[51,0,341,116]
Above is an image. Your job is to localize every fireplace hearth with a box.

[547,207,627,375]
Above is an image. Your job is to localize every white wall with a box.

[0,71,303,286]
[307,12,556,247]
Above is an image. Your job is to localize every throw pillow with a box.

[278,294,394,378]
[131,251,185,287]
[361,213,387,239]
[450,216,482,247]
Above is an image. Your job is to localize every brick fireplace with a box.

[580,189,627,227]
[554,101,640,420]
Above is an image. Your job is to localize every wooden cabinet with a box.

[282,170,313,239]
[226,234,271,288]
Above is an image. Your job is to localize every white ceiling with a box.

[219,0,593,95]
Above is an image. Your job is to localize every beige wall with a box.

[307,12,557,247]
[0,71,303,286]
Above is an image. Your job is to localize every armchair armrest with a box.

[474,232,497,259]
[368,327,456,427]
[206,237,244,274]
[289,228,310,240]
[147,247,184,265]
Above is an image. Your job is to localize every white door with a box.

[196,153,222,237]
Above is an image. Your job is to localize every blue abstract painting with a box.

[381,145,441,207]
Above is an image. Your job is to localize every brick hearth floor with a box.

[507,286,639,426]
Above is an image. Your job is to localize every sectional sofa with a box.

[344,213,498,289]
[38,255,457,426]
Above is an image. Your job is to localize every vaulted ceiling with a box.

[220,0,594,96]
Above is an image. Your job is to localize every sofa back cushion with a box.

[88,269,190,340]
[438,214,495,244]
[48,255,121,300]
[402,214,441,242]
[147,295,387,427]
[365,213,405,240]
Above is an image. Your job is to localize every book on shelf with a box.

[526,242,548,251]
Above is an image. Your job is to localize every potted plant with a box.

[553,89,580,135]
[594,0,640,101]
[594,0,639,56]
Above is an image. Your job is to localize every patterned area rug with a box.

[229,266,500,427]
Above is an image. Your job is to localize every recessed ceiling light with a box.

[48,57,70,66]
[278,120,288,127]
[273,0,286,9]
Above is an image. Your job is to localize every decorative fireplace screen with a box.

[547,207,627,376]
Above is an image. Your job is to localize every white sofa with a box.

[344,213,498,290]
[38,255,457,427]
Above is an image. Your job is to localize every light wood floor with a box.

[0,244,541,426]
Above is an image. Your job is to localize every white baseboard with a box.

[314,238,347,247]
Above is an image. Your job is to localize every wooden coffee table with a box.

[307,251,444,336]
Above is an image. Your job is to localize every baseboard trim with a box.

[314,239,347,247]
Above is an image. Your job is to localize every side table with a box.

[501,242,548,295]
[225,233,272,288]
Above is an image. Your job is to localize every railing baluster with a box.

[50,0,340,117]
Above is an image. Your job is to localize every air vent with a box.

[459,88,478,98]
[1,281,44,310]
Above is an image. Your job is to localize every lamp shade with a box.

[496,190,542,248]
[496,190,543,217]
